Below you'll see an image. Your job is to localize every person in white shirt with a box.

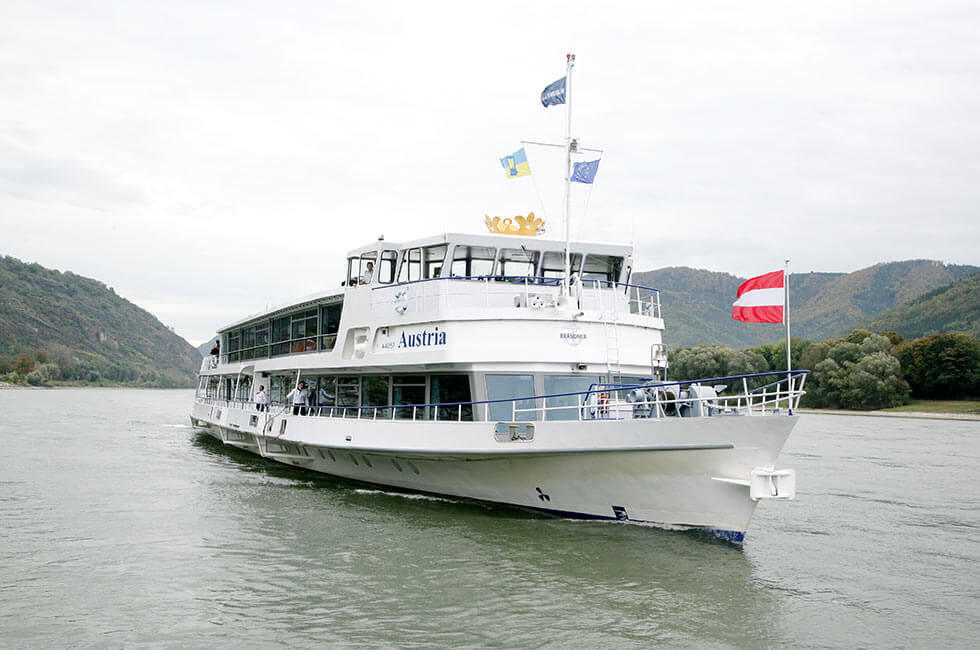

[360,261,374,285]
[254,385,269,412]
[286,381,310,416]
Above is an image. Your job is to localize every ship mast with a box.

[563,53,575,296]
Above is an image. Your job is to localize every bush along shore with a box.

[668,330,980,411]
[0,349,195,388]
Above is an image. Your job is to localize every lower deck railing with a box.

[197,371,808,424]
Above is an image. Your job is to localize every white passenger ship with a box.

[191,230,804,543]
[191,55,804,543]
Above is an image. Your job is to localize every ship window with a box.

[320,303,342,351]
[337,377,360,408]
[431,374,472,421]
[362,375,391,418]
[450,245,496,278]
[313,376,336,410]
[269,376,290,405]
[227,330,241,362]
[544,375,602,420]
[271,316,290,356]
[378,250,398,284]
[392,375,426,419]
[497,248,539,280]
[290,309,318,353]
[485,374,536,421]
[398,248,421,283]
[423,244,448,279]
[541,251,583,280]
[581,255,623,286]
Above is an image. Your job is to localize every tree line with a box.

[0,344,193,388]
[668,331,980,410]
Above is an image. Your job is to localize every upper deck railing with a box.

[370,275,662,320]
[196,371,808,426]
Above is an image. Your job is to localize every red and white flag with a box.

[732,270,784,323]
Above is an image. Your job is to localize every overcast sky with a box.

[2,1,978,345]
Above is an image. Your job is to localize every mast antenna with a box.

[563,53,576,296]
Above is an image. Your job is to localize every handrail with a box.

[195,370,808,423]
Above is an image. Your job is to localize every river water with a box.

[1,389,977,648]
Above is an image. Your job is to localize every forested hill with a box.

[0,255,201,386]
[862,273,980,339]
[634,260,980,349]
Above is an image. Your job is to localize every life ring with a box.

[394,290,408,314]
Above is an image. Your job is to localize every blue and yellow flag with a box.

[500,147,531,178]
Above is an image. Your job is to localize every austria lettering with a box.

[399,327,446,348]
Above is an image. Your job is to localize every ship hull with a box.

[191,401,798,542]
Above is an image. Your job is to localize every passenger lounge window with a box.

[393,375,426,419]
[320,303,342,351]
[431,374,472,421]
[486,374,536,421]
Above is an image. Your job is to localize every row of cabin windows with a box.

[200,372,643,421]
[224,303,343,362]
[201,373,472,421]
[348,244,624,287]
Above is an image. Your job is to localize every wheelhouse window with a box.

[348,252,377,286]
[496,248,539,280]
[581,255,623,286]
[541,251,583,281]
[450,245,496,278]
[398,248,421,283]
[423,244,448,279]
[378,250,398,284]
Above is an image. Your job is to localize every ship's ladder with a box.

[595,284,622,378]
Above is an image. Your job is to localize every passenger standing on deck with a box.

[286,381,310,416]
[255,385,269,412]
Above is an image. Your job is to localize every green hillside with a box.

[635,260,980,349]
[864,273,980,339]
[0,255,201,386]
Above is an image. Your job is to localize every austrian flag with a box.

[732,270,785,323]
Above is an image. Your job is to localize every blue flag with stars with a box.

[571,159,600,183]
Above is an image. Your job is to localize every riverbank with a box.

[796,406,980,422]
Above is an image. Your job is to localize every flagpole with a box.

[785,258,792,412]
[563,53,575,296]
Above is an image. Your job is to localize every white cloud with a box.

[1,1,978,345]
